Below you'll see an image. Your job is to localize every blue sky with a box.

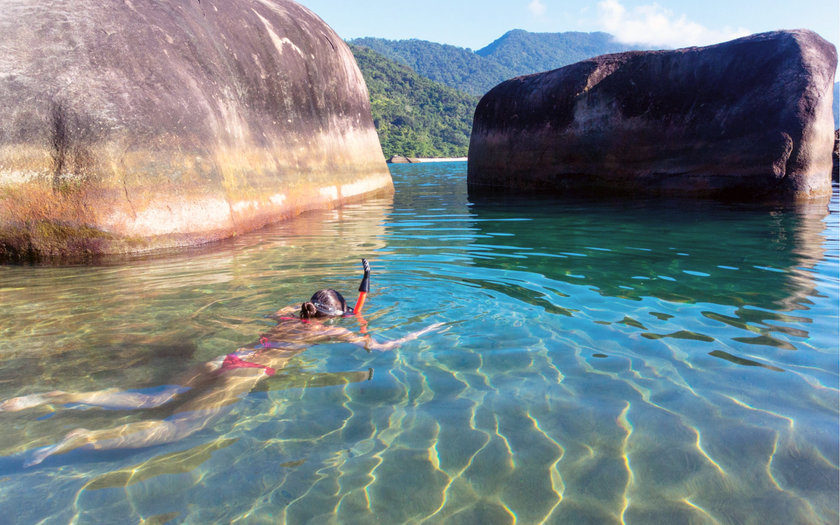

[299,0,838,52]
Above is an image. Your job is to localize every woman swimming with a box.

[1,284,442,467]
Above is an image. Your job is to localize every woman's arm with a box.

[339,322,445,352]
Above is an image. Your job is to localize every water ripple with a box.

[0,167,836,524]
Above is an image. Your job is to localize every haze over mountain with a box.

[351,30,638,96]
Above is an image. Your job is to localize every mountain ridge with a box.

[349,37,510,96]
[475,29,633,76]
[350,30,638,96]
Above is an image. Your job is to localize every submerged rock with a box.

[468,30,837,201]
[0,0,392,261]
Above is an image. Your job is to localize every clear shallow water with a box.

[0,162,837,524]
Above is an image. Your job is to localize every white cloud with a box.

[528,0,547,17]
[596,0,750,48]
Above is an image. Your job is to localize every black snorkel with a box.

[353,258,370,315]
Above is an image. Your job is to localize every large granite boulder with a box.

[468,30,837,201]
[0,0,391,261]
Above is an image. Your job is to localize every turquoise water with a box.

[0,162,837,524]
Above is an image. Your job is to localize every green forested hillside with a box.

[350,37,510,96]
[349,44,479,158]
[350,30,636,96]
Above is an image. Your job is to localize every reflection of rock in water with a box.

[467,195,827,313]
[708,350,785,372]
[71,191,394,296]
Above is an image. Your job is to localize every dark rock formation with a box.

[0,0,392,261]
[468,30,837,201]
[833,130,839,182]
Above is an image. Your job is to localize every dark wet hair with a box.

[300,289,348,318]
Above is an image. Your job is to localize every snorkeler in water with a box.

[0,260,443,466]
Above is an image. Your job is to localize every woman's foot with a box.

[24,428,93,467]
[0,391,63,412]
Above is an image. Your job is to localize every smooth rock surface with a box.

[468,30,837,201]
[0,0,392,261]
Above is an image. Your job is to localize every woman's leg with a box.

[25,405,227,467]
[1,385,188,412]
[24,373,265,466]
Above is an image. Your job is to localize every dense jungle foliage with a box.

[349,44,479,158]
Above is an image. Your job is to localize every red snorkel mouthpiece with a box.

[353,258,371,315]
